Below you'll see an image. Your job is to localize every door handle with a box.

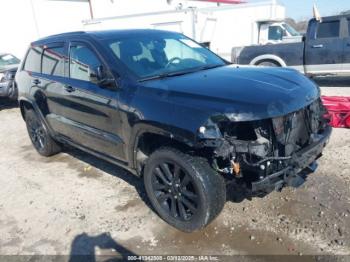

[64,85,75,93]
[347,43,350,47]
[312,44,324,48]
[32,79,41,85]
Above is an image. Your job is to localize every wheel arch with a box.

[19,98,54,136]
[130,126,196,175]
[19,98,35,120]
[250,54,286,67]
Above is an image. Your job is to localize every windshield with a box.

[283,23,301,36]
[105,32,226,80]
[0,54,20,68]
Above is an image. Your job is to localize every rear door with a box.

[305,18,344,75]
[21,45,43,99]
[39,43,68,130]
[58,41,124,160]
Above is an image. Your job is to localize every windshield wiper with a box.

[139,68,202,82]
[198,64,226,70]
[139,64,226,82]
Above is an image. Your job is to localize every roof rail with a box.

[38,31,87,41]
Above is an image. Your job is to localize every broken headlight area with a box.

[198,99,331,194]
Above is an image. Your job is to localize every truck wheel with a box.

[257,61,280,67]
[144,147,226,232]
[25,109,61,157]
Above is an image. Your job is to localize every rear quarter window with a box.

[24,46,42,73]
[316,21,340,38]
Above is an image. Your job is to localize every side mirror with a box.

[96,65,106,82]
[91,65,117,89]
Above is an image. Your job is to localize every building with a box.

[0,0,91,57]
[89,0,242,18]
[0,0,246,58]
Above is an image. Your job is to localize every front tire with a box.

[144,147,226,232]
[25,109,61,157]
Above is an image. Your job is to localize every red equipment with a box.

[321,96,350,128]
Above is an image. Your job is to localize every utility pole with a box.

[30,0,40,38]
[88,0,94,19]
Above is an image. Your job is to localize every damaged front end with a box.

[197,99,332,196]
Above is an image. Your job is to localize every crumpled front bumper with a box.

[251,126,332,194]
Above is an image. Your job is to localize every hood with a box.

[141,65,320,121]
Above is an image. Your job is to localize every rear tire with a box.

[144,147,226,232]
[25,109,61,157]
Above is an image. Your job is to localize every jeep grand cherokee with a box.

[16,30,332,232]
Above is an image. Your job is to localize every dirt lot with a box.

[0,84,350,261]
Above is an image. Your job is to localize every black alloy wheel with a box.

[25,109,61,156]
[152,161,199,221]
[144,147,226,232]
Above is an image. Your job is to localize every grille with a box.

[272,101,321,156]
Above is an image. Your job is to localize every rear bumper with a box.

[251,126,332,194]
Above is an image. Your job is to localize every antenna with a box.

[313,4,322,22]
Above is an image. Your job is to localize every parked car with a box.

[232,14,350,77]
[16,30,331,232]
[0,53,20,100]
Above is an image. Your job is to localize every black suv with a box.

[16,30,332,232]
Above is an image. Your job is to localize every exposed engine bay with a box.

[198,99,332,195]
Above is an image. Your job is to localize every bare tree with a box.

[285,17,308,33]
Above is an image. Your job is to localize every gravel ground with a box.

[0,85,349,261]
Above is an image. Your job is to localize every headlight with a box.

[197,119,222,139]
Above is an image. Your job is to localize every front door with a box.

[58,41,124,161]
[305,18,344,75]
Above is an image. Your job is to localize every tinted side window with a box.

[24,47,42,73]
[268,26,284,41]
[69,44,101,82]
[42,46,65,77]
[316,21,340,38]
